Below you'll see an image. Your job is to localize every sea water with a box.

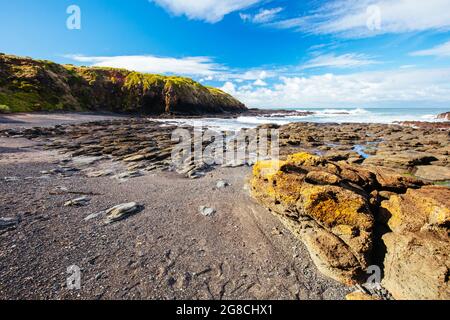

[154,107,449,131]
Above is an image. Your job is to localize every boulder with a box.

[251,153,376,284]
[251,152,450,298]
[382,231,449,300]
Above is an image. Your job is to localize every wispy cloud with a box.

[240,7,283,24]
[301,53,378,69]
[65,54,282,83]
[270,0,450,38]
[411,40,450,57]
[65,54,225,76]
[150,0,262,23]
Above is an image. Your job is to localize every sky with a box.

[1,0,450,109]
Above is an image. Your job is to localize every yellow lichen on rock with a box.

[285,152,323,167]
[251,159,304,209]
[250,151,450,296]
[346,291,381,301]
[250,152,375,284]
[252,159,285,180]
[299,184,372,229]
[381,186,450,233]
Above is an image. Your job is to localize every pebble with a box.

[113,170,143,181]
[0,217,19,230]
[199,206,216,217]
[216,180,230,189]
[84,211,106,221]
[87,169,114,178]
[64,196,91,207]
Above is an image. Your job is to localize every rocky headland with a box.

[0,54,246,115]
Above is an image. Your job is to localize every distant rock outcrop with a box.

[0,53,247,115]
[437,112,450,120]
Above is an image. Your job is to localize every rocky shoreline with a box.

[0,114,449,300]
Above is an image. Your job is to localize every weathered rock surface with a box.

[250,153,424,284]
[251,152,450,299]
[346,291,381,300]
[380,186,450,300]
[382,231,449,300]
[276,122,449,183]
[363,151,438,170]
[414,165,450,181]
[381,186,449,234]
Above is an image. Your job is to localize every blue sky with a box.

[1,0,450,108]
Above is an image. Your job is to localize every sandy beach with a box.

[0,113,350,300]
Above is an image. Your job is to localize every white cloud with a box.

[220,81,237,94]
[214,69,276,82]
[271,0,450,38]
[222,68,450,108]
[234,70,271,80]
[240,7,283,24]
[66,54,224,76]
[150,0,262,23]
[411,40,450,57]
[253,79,268,86]
[301,53,378,69]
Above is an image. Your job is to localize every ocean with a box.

[155,107,449,131]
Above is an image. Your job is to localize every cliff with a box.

[0,53,247,115]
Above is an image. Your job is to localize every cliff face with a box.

[0,54,247,115]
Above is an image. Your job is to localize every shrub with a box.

[0,104,11,113]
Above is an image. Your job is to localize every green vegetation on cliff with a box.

[0,53,247,115]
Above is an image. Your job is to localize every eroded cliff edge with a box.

[0,54,247,115]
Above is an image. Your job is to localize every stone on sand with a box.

[199,206,216,217]
[104,202,143,224]
[216,180,230,189]
[64,196,91,207]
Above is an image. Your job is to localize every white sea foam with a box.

[312,108,371,117]
[151,108,448,130]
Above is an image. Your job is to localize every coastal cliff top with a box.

[0,53,246,115]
